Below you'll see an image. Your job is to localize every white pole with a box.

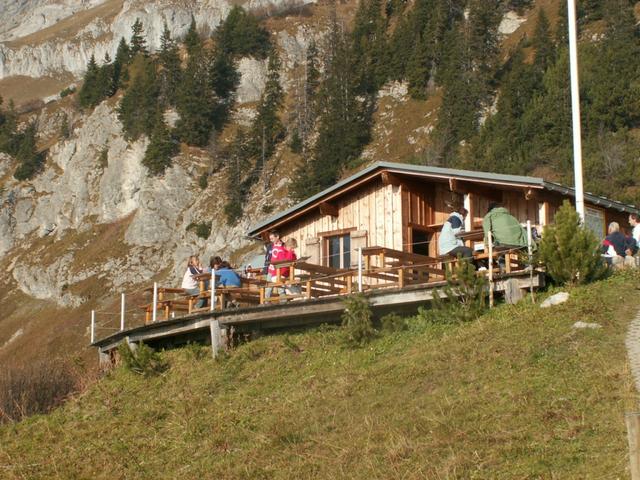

[357,247,363,293]
[526,220,535,303]
[488,231,494,308]
[567,0,585,222]
[90,310,95,344]
[120,293,125,331]
[211,268,216,311]
[152,282,158,323]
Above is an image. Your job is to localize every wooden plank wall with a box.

[278,180,403,263]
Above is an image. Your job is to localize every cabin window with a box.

[326,234,351,269]
[411,228,432,256]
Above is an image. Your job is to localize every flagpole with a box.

[567,0,585,222]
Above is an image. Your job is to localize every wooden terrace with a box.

[92,244,542,364]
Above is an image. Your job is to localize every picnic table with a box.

[456,229,484,242]
[140,287,188,323]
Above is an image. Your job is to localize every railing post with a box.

[90,310,95,344]
[526,220,535,303]
[627,412,640,480]
[211,268,216,311]
[488,231,494,308]
[120,293,125,331]
[357,247,363,293]
[152,282,158,323]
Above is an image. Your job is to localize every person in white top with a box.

[629,213,640,251]
[181,255,205,308]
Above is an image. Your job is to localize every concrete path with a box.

[626,310,640,392]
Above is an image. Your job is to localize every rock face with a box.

[0,0,314,103]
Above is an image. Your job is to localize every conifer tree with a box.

[184,16,202,57]
[78,55,102,108]
[98,52,116,98]
[351,0,389,94]
[113,37,131,89]
[175,51,215,146]
[532,9,555,73]
[130,18,148,56]
[208,48,240,129]
[0,98,18,155]
[117,57,160,140]
[143,114,179,175]
[538,200,605,285]
[290,13,372,199]
[13,122,44,181]
[158,22,182,106]
[248,48,284,164]
[215,6,270,58]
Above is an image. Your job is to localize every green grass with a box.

[1,272,639,479]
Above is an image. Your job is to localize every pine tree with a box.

[215,6,270,58]
[175,50,216,146]
[290,13,372,200]
[184,16,202,58]
[158,22,182,106]
[130,18,148,56]
[532,9,555,73]
[13,122,44,181]
[117,57,160,140]
[98,52,116,98]
[78,54,102,108]
[538,200,605,285]
[351,0,389,94]
[0,98,18,155]
[582,1,640,133]
[208,47,240,129]
[143,114,179,175]
[113,37,131,89]
[224,129,250,224]
[249,48,284,164]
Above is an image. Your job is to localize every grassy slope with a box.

[1,274,639,479]
[2,271,640,478]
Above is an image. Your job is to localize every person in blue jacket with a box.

[216,261,241,287]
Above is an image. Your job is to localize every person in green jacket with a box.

[482,203,528,249]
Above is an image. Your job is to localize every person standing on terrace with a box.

[265,230,285,299]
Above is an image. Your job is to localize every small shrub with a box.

[380,313,407,333]
[431,259,488,323]
[186,221,212,239]
[341,294,376,347]
[198,173,208,190]
[118,342,167,377]
[184,342,208,360]
[537,200,606,285]
[59,86,76,98]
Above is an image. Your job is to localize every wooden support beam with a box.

[381,171,403,186]
[319,201,339,217]
[449,178,458,192]
[210,319,222,358]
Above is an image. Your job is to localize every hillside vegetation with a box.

[1,271,638,478]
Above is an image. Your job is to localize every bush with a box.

[380,313,407,333]
[118,342,167,376]
[198,173,208,190]
[59,86,76,98]
[430,259,488,323]
[341,294,376,347]
[187,221,212,239]
[537,200,606,285]
[0,360,79,422]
